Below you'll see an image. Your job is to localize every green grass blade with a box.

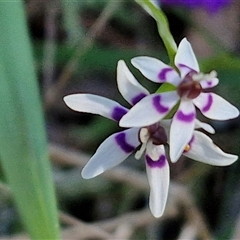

[0,2,60,239]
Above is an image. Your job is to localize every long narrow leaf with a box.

[0,2,60,239]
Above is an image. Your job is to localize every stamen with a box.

[135,142,147,159]
[192,73,204,81]
[192,70,217,82]
[139,128,150,143]
[177,71,202,99]
[147,124,168,145]
[210,70,217,78]
[136,124,168,159]
[184,144,191,152]
[135,128,150,159]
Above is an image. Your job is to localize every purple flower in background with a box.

[158,0,231,12]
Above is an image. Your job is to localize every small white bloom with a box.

[119,38,239,162]
[64,60,169,218]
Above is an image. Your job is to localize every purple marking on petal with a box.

[189,135,195,145]
[131,93,147,105]
[146,154,166,168]
[115,132,135,153]
[178,63,197,73]
[207,81,213,86]
[202,94,213,112]
[152,95,169,113]
[178,63,192,70]
[111,107,128,121]
[176,110,195,122]
[158,67,173,81]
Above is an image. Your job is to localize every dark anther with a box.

[177,71,202,99]
[147,123,167,145]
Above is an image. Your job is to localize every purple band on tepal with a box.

[207,80,213,87]
[178,63,198,75]
[176,110,195,122]
[177,63,193,71]
[153,95,169,114]
[115,132,135,153]
[131,93,147,105]
[158,67,173,81]
[111,107,128,121]
[202,94,213,112]
[146,154,166,168]
[188,135,195,145]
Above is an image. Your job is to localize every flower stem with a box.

[135,0,177,66]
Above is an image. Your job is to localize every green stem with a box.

[135,0,177,66]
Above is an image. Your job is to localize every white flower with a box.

[119,38,239,162]
[63,59,238,218]
[64,60,169,218]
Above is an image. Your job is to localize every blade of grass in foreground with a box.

[0,2,60,239]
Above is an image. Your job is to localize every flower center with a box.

[145,123,168,145]
[184,144,191,152]
[177,71,202,99]
[135,123,167,159]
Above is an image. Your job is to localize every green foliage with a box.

[156,82,177,93]
[0,2,60,239]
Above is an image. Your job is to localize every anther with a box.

[177,71,202,99]
[192,70,217,82]
[184,144,191,152]
[135,142,147,159]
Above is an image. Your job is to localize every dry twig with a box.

[0,144,213,240]
[49,143,213,240]
[59,211,113,239]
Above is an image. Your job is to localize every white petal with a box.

[117,60,149,105]
[175,38,200,78]
[64,94,129,121]
[131,56,181,85]
[193,92,239,120]
[81,128,140,179]
[145,146,169,218]
[200,77,219,89]
[146,141,162,161]
[195,119,215,134]
[169,100,196,163]
[183,131,238,166]
[119,92,179,128]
